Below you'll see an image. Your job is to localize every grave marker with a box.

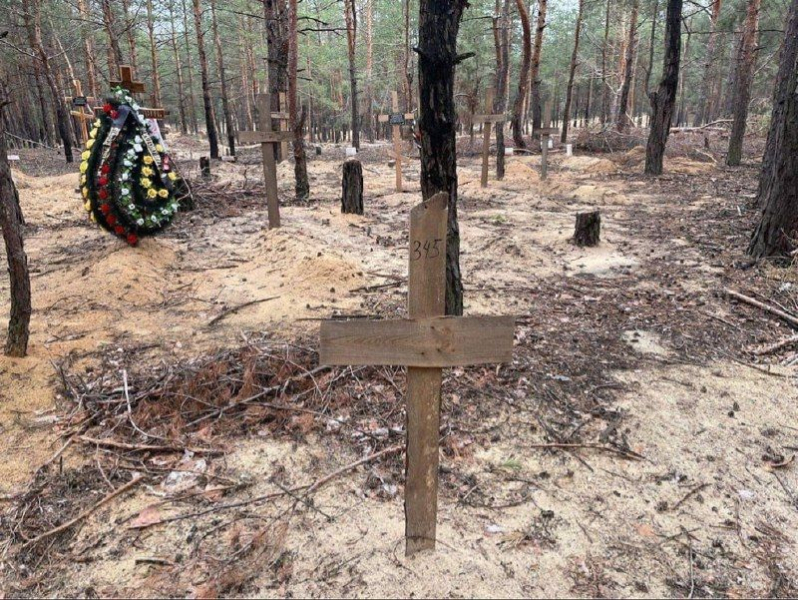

[377,91,414,193]
[64,80,95,143]
[534,101,557,180]
[94,65,167,120]
[239,93,293,229]
[319,193,515,556]
[473,87,506,188]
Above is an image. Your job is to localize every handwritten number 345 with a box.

[412,238,443,261]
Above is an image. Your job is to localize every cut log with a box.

[341,159,364,215]
[573,210,601,246]
[199,156,211,179]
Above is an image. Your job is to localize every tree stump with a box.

[199,156,211,179]
[341,159,364,215]
[573,210,601,247]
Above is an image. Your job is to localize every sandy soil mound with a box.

[560,155,617,174]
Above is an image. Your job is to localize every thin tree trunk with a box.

[644,0,659,104]
[210,0,235,156]
[726,0,761,166]
[122,0,138,71]
[365,0,374,143]
[645,0,682,175]
[403,0,413,111]
[169,0,189,134]
[344,0,360,149]
[181,0,199,134]
[102,0,124,77]
[264,0,289,160]
[417,0,470,316]
[77,0,98,98]
[146,0,162,108]
[495,0,511,178]
[616,0,639,131]
[748,0,798,257]
[696,0,723,125]
[677,16,693,126]
[288,0,309,199]
[530,0,547,142]
[601,0,612,125]
[0,87,31,357]
[192,0,219,158]
[561,0,584,143]
[512,0,533,148]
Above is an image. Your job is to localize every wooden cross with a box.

[533,101,557,181]
[473,87,506,188]
[319,192,515,556]
[377,91,414,193]
[276,92,290,162]
[95,65,167,120]
[64,80,95,143]
[239,93,293,229]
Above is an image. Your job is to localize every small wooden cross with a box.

[276,92,290,163]
[533,101,557,181]
[377,91,414,193]
[473,87,506,188]
[95,65,167,120]
[64,80,95,143]
[239,93,293,229]
[319,192,515,556]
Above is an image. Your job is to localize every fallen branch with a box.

[303,444,404,496]
[752,334,798,356]
[528,443,645,461]
[726,289,798,329]
[207,296,280,327]
[22,475,143,548]
[78,436,223,456]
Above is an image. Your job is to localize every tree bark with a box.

[696,0,723,125]
[726,0,761,166]
[0,90,31,357]
[122,0,138,72]
[181,0,199,134]
[561,0,585,143]
[601,0,612,125]
[495,0,511,179]
[417,0,470,316]
[210,0,235,156]
[341,159,364,215]
[643,0,659,103]
[77,0,98,98]
[748,0,798,258]
[530,0,547,142]
[574,210,601,247]
[288,0,309,199]
[192,0,219,159]
[616,0,639,131]
[511,0,532,148]
[645,0,682,175]
[168,0,189,134]
[146,0,162,108]
[102,0,124,77]
[265,0,289,160]
[344,0,360,149]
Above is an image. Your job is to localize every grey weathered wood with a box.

[479,88,505,188]
[239,93,281,229]
[238,130,293,144]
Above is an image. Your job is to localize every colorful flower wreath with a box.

[79,88,188,245]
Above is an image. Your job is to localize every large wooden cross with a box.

[95,65,166,120]
[319,192,515,556]
[239,93,293,229]
[473,87,506,188]
[64,80,95,143]
[377,91,414,193]
[534,101,557,181]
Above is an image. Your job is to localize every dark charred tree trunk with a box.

[748,0,798,258]
[573,210,601,247]
[645,0,682,175]
[192,0,219,159]
[530,0,547,143]
[616,0,639,131]
[726,0,761,166]
[417,0,470,316]
[210,0,235,156]
[344,0,360,149]
[561,0,584,143]
[265,0,289,160]
[288,0,309,199]
[495,0,511,179]
[341,159,364,215]
[0,91,31,357]
[512,0,532,148]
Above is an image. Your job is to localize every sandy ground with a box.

[1,134,797,597]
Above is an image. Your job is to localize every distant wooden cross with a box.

[239,93,293,229]
[534,101,557,181]
[96,65,166,120]
[319,192,515,556]
[276,92,290,162]
[64,79,95,143]
[473,87,506,188]
[378,91,414,193]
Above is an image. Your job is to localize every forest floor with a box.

[1,131,797,598]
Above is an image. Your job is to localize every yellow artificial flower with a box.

[90,212,96,223]
[141,166,153,177]
[158,189,168,199]
[155,144,163,153]
[85,138,94,149]
[82,187,88,199]
[90,128,97,139]
[84,201,91,212]
[81,151,90,161]
[147,188,157,199]
[79,161,88,173]
[140,178,152,188]
[80,174,87,184]
[143,155,154,165]
[168,172,178,181]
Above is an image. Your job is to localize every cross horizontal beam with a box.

[473,114,507,124]
[320,316,515,368]
[239,130,293,145]
[533,127,558,135]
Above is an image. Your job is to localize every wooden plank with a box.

[238,130,293,144]
[404,112,415,121]
[278,92,289,162]
[256,93,281,229]
[392,91,402,193]
[532,127,558,135]
[270,111,290,120]
[473,114,507,124]
[480,87,496,188]
[319,315,515,368]
[377,115,389,123]
[405,192,448,556]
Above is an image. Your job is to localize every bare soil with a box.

[1,131,797,598]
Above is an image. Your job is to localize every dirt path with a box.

[1,138,796,597]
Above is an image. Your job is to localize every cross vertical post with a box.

[278,92,290,162]
[534,101,556,181]
[378,92,410,193]
[473,88,506,188]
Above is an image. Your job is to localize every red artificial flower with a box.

[110,110,119,119]
[101,164,111,175]
[102,103,112,114]
[98,188,109,200]
[100,203,111,215]
[126,233,138,246]
[114,225,125,235]
[98,176,108,186]
[106,214,117,226]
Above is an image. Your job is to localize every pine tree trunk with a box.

[77,0,98,98]
[210,0,235,156]
[102,0,124,76]
[530,0,547,142]
[344,0,360,149]
[146,0,162,108]
[181,0,199,134]
[418,0,470,316]
[616,0,639,131]
[0,90,31,357]
[645,0,682,175]
[644,0,659,104]
[495,0,511,179]
[168,0,189,134]
[726,0,761,166]
[264,0,289,160]
[192,0,220,158]
[365,0,374,143]
[748,0,798,258]
[122,0,138,71]
[696,0,723,125]
[601,0,612,125]
[288,0,309,199]
[561,0,584,143]
[512,0,532,148]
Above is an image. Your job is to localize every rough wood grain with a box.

[238,130,293,144]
